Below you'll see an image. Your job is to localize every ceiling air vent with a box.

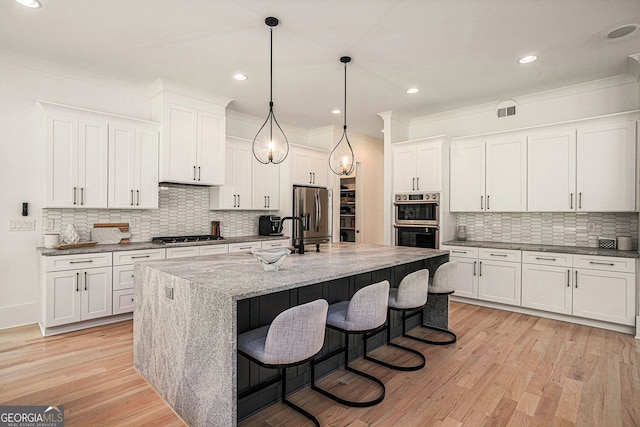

[496,100,518,118]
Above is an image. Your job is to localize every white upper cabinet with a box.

[485,134,527,211]
[252,160,280,210]
[292,145,328,187]
[576,121,636,212]
[108,122,159,209]
[527,128,576,212]
[211,138,252,209]
[196,109,225,185]
[450,139,486,212]
[392,138,443,193]
[44,105,109,208]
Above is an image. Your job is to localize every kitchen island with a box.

[133,243,449,427]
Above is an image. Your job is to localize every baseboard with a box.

[451,296,636,336]
[38,313,133,337]
[0,302,40,330]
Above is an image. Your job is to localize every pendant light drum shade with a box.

[252,17,289,165]
[329,56,355,176]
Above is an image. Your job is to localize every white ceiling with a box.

[1,0,639,139]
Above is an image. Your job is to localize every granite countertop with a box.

[442,240,640,259]
[137,243,449,301]
[38,235,290,256]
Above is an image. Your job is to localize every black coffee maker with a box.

[259,215,282,236]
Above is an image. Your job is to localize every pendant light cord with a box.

[343,60,347,130]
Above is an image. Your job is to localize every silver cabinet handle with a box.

[451,250,467,254]
[233,195,237,208]
[237,194,240,208]
[487,195,490,210]
[567,270,570,287]
[312,173,316,184]
[412,178,415,191]
[578,192,582,209]
[136,190,140,206]
[70,260,93,264]
[575,270,578,288]
[193,166,197,181]
[80,187,84,205]
[473,261,477,276]
[84,271,87,291]
[76,272,79,292]
[416,177,419,190]
[570,193,573,209]
[131,255,150,259]
[589,261,615,266]
[267,195,270,208]
[309,172,312,184]
[239,246,251,250]
[130,190,134,206]
[479,261,482,276]
[490,253,508,257]
[536,257,557,261]
[480,195,483,210]
[198,166,201,181]
[73,187,77,205]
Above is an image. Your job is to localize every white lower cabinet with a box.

[442,245,479,298]
[166,244,229,259]
[44,253,113,327]
[228,241,262,253]
[261,239,290,249]
[112,249,165,314]
[478,248,522,306]
[522,252,573,315]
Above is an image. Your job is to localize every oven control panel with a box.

[394,193,439,203]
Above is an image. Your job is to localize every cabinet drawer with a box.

[442,245,478,259]
[479,248,521,262]
[262,239,290,249]
[199,244,229,256]
[166,246,200,259]
[522,251,572,267]
[113,265,135,290]
[573,255,635,273]
[228,242,261,253]
[113,289,134,315]
[46,252,112,272]
[113,248,165,265]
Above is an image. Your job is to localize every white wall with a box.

[0,51,153,329]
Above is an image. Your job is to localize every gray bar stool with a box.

[311,280,389,407]
[404,261,458,345]
[238,299,329,427]
[363,269,429,371]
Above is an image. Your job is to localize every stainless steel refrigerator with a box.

[293,185,332,248]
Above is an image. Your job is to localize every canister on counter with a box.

[617,236,632,251]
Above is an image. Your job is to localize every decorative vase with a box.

[456,225,467,241]
[60,224,80,244]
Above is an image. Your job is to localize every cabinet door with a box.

[450,140,485,212]
[113,265,135,291]
[135,128,159,208]
[527,129,576,212]
[234,143,253,208]
[521,264,572,314]
[45,112,78,208]
[77,118,109,208]
[81,267,113,320]
[392,144,416,193]
[253,161,280,210]
[108,123,136,208]
[576,121,636,211]
[113,289,134,315]
[293,149,312,185]
[450,257,478,299]
[197,110,225,185]
[162,103,198,183]
[415,142,441,192]
[478,260,521,306]
[45,270,82,327]
[310,152,328,187]
[485,134,527,211]
[573,269,635,325]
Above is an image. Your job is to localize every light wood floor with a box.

[1,302,638,426]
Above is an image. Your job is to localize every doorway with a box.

[339,162,362,242]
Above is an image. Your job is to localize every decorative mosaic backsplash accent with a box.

[456,212,638,249]
[41,185,266,244]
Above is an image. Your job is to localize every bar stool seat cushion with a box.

[326,280,390,332]
[238,299,329,365]
[428,261,458,294]
[388,269,429,310]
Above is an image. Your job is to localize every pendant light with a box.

[252,17,289,165]
[329,56,355,176]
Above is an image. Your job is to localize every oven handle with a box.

[393,224,439,229]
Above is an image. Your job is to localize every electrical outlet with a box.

[130,218,137,228]
[165,286,174,300]
[587,222,596,232]
[46,219,55,230]
[8,219,36,232]
[484,219,493,229]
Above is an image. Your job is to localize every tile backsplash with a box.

[456,212,638,249]
[42,185,267,243]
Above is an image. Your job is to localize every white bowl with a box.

[251,248,291,271]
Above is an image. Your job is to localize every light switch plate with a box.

[8,219,36,232]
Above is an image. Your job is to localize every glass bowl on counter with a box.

[251,248,291,271]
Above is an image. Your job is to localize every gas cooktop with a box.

[152,235,224,244]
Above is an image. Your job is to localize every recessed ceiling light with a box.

[406,88,419,94]
[331,109,341,115]
[519,55,537,64]
[233,73,247,81]
[15,0,41,7]
[606,24,639,40]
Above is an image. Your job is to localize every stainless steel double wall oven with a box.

[394,192,440,249]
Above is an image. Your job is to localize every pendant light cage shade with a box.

[329,56,355,176]
[252,16,289,165]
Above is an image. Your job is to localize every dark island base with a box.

[237,254,449,420]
